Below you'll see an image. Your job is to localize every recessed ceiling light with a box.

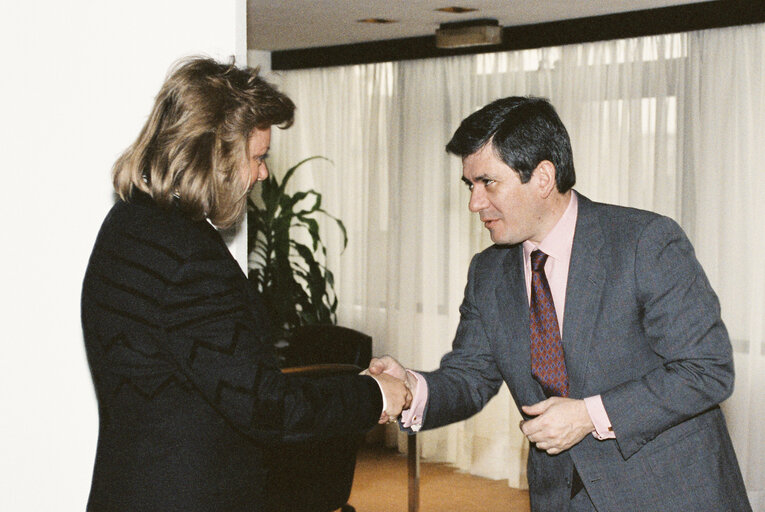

[435,7,479,14]
[357,18,398,24]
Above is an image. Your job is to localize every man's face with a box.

[462,144,545,245]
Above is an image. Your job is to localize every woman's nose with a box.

[258,161,269,181]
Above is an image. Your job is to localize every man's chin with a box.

[489,232,507,245]
[489,231,519,246]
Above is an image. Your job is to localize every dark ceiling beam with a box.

[271,0,765,70]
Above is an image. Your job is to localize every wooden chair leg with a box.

[408,433,420,512]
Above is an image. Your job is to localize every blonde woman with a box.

[81,57,409,511]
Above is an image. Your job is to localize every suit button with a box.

[640,439,647,445]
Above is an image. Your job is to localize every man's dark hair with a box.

[446,96,575,192]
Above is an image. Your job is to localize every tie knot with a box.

[530,250,548,272]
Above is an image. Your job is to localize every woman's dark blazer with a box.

[81,192,382,511]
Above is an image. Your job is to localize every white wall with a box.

[248,49,273,72]
[0,1,246,509]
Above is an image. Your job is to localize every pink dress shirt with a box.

[402,192,614,439]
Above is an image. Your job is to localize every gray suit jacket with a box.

[419,193,750,511]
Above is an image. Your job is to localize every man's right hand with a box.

[368,355,418,423]
[372,372,412,423]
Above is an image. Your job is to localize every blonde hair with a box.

[112,57,295,228]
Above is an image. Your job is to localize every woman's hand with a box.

[372,373,413,424]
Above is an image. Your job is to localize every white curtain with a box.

[266,23,765,505]
[685,24,765,511]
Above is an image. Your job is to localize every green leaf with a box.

[247,155,345,350]
[278,156,330,195]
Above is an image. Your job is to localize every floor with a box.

[348,444,531,512]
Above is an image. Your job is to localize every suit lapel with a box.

[493,246,547,404]
[562,194,606,398]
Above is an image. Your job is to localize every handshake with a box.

[362,356,418,425]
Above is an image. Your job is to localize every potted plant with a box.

[247,156,347,362]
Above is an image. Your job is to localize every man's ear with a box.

[534,160,557,199]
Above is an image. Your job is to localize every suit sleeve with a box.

[419,255,505,429]
[601,216,734,459]
[155,244,382,444]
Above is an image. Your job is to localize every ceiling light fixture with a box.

[435,7,479,14]
[357,18,398,24]
[435,18,502,49]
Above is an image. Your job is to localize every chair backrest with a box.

[283,325,372,368]
[268,326,373,512]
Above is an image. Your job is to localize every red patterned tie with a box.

[529,250,569,397]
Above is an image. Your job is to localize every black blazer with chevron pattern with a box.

[81,192,381,511]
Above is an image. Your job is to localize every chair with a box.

[265,325,372,512]
[280,324,372,369]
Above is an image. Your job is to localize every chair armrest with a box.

[281,363,363,378]
[283,325,372,368]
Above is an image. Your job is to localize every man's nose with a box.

[468,187,488,213]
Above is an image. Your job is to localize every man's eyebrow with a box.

[462,174,492,184]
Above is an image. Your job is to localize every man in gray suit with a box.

[370,97,751,511]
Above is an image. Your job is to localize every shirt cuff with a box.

[584,394,615,440]
[400,370,427,431]
[370,376,388,416]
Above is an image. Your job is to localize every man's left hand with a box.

[520,397,594,455]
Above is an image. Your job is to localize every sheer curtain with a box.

[684,24,765,510]
[266,23,765,504]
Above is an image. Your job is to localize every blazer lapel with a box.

[562,194,606,398]
[493,246,547,405]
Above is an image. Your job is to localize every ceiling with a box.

[247,0,715,51]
